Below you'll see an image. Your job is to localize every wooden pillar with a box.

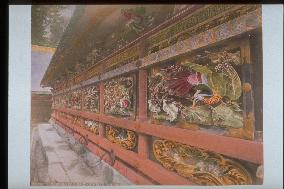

[137,40,150,159]
[228,37,255,140]
[99,82,105,114]
[138,69,150,159]
[138,133,149,159]
[241,38,255,140]
[99,82,106,137]
[99,123,106,137]
[138,69,148,121]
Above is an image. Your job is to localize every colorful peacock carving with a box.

[148,50,247,133]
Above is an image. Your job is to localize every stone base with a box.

[30,122,132,186]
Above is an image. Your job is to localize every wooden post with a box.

[99,82,106,137]
[242,38,255,140]
[137,39,150,159]
[138,69,150,159]
[138,69,148,121]
[99,82,105,114]
[99,123,106,137]
[228,37,255,140]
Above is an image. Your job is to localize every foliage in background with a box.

[32,5,70,48]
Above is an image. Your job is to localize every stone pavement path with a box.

[30,122,131,186]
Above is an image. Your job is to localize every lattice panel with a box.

[81,84,100,113]
[104,74,136,119]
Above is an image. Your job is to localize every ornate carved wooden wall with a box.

[50,5,263,185]
[147,43,255,140]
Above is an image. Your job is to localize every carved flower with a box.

[120,98,130,108]
[186,72,202,85]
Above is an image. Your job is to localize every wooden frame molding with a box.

[52,108,263,164]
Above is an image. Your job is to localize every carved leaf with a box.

[207,72,229,97]
[208,66,241,100]
[222,65,242,100]
[182,61,213,75]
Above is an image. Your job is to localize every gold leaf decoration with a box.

[153,139,252,185]
[83,120,99,135]
[106,125,137,150]
[104,75,135,118]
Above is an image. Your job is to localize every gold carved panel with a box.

[153,139,252,185]
[146,5,259,54]
[106,125,137,150]
[104,75,136,118]
[83,120,99,135]
[104,45,139,72]
[82,84,100,113]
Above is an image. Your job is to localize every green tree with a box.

[32,5,68,47]
[31,5,49,46]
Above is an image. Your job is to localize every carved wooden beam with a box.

[140,8,261,68]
